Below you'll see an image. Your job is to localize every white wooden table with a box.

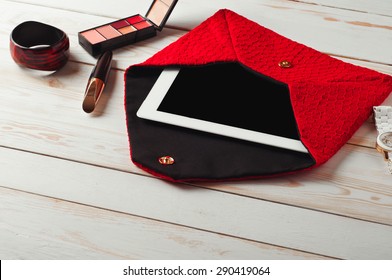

[1,0,391,260]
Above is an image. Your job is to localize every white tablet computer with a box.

[137,65,308,153]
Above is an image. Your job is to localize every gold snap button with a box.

[159,156,175,165]
[278,60,292,68]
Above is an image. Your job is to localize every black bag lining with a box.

[125,62,315,181]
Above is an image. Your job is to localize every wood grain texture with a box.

[1,147,391,259]
[1,187,327,259]
[293,0,392,16]
[203,145,392,226]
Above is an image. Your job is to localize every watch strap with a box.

[373,106,392,134]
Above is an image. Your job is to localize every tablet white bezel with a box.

[136,68,308,153]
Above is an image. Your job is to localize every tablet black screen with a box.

[157,63,300,140]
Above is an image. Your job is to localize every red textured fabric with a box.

[129,9,392,168]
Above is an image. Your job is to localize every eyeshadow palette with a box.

[78,0,178,56]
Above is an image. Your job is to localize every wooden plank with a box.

[0,59,137,172]
[0,147,391,259]
[292,0,392,16]
[0,187,325,259]
[6,0,392,64]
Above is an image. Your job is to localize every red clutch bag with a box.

[124,9,392,182]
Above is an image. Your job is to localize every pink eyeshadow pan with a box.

[111,20,129,29]
[81,29,106,44]
[146,0,168,26]
[96,25,121,39]
[133,21,152,30]
[118,25,137,34]
[126,15,145,24]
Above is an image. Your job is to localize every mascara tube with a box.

[83,51,112,113]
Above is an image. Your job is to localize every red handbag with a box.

[124,9,392,182]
